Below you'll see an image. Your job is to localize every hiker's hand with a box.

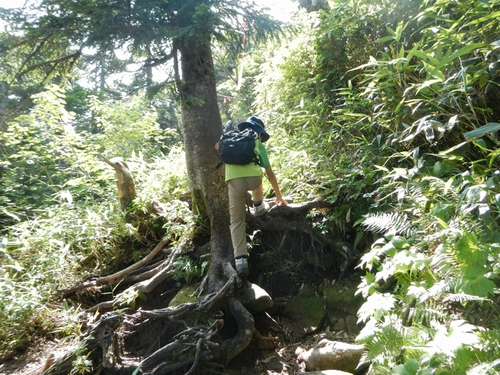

[214,142,219,150]
[275,197,288,206]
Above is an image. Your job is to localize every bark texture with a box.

[177,32,234,292]
[177,26,250,362]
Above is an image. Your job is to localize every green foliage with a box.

[253,7,391,229]
[356,165,500,371]
[87,94,167,159]
[0,84,191,358]
[300,0,500,372]
[0,85,177,230]
[251,8,500,373]
[70,342,93,374]
[172,254,210,284]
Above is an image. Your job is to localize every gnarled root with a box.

[221,297,255,364]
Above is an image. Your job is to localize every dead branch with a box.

[57,240,168,296]
[121,258,171,284]
[88,246,183,312]
[133,246,183,293]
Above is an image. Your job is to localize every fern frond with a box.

[405,299,448,327]
[362,212,416,236]
[443,293,490,304]
[430,247,459,274]
[428,278,456,296]
[365,320,405,365]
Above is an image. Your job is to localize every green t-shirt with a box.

[225,139,270,182]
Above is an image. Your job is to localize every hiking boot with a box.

[235,256,249,277]
[253,201,270,216]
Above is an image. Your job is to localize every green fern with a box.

[472,329,500,368]
[357,316,405,366]
[404,299,449,329]
[362,212,416,237]
[442,293,490,304]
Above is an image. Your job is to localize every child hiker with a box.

[215,116,288,277]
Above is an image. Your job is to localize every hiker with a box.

[215,116,288,277]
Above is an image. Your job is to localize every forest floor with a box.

[1,277,359,375]
[1,328,358,375]
[1,339,70,375]
[1,229,360,375]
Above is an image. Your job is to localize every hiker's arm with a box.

[264,167,287,206]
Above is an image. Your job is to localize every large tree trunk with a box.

[177,33,235,293]
[177,28,253,363]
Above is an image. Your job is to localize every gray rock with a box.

[282,285,326,337]
[262,353,284,371]
[345,315,359,333]
[333,318,346,331]
[240,283,273,313]
[298,339,364,373]
[323,283,364,316]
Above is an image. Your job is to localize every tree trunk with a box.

[177,32,234,293]
[177,27,253,363]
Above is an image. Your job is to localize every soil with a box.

[0,338,77,375]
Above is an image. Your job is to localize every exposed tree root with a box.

[41,199,354,375]
[222,298,255,364]
[138,318,223,374]
[250,200,354,277]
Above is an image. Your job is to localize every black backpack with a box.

[217,128,259,168]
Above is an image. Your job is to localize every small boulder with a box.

[323,283,364,316]
[345,315,359,333]
[240,283,273,313]
[298,339,364,373]
[333,318,346,331]
[262,353,284,372]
